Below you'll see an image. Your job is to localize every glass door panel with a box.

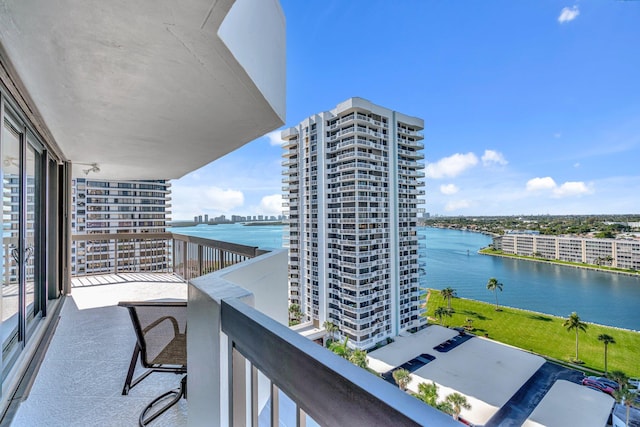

[1,117,21,357]
[25,142,41,330]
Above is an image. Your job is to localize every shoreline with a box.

[421,224,499,237]
[480,250,640,279]
[429,288,640,334]
[451,293,640,334]
[426,290,640,377]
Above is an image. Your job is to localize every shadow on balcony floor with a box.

[11,274,188,427]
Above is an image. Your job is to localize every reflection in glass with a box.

[25,143,38,327]
[1,118,20,355]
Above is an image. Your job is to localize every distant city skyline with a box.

[172,1,640,219]
[185,213,284,223]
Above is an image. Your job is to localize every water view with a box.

[170,224,640,331]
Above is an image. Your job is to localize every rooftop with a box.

[368,325,613,427]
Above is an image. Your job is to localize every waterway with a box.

[170,224,640,331]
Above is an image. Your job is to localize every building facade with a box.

[282,98,426,350]
[494,234,640,270]
[71,178,171,275]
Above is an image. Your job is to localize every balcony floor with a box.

[11,273,188,427]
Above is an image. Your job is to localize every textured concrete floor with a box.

[11,274,188,427]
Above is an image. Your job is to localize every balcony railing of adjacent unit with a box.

[72,232,267,280]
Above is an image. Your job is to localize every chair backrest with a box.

[119,301,187,368]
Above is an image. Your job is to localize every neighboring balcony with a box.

[10,233,457,426]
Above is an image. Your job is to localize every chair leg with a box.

[139,376,187,426]
[122,344,141,395]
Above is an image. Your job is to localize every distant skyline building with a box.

[71,179,171,275]
[282,97,427,350]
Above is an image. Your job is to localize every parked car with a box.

[586,376,619,390]
[629,377,640,388]
[582,378,615,395]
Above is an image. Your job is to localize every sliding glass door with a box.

[1,106,45,377]
[1,112,21,359]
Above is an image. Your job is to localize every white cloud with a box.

[558,6,579,23]
[574,162,580,168]
[265,130,284,146]
[526,177,557,191]
[526,177,592,198]
[527,176,557,191]
[553,181,591,198]
[440,184,460,195]
[445,199,471,211]
[425,152,478,179]
[481,149,508,166]
[171,184,244,219]
[554,132,562,139]
[259,194,284,216]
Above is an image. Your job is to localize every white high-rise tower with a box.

[282,98,426,350]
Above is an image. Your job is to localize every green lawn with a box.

[426,290,640,378]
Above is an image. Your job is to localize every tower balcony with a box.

[9,233,457,426]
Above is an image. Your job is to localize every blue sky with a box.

[172,1,640,219]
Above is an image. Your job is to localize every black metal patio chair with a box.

[119,300,187,426]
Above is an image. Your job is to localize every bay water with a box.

[170,224,640,331]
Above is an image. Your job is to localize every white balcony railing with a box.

[188,251,458,426]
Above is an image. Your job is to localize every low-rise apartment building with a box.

[493,234,640,270]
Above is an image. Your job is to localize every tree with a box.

[440,287,456,311]
[486,277,503,310]
[328,337,350,359]
[436,401,454,416]
[323,320,339,347]
[614,386,635,427]
[597,334,616,375]
[563,312,588,362]
[414,382,439,407]
[288,303,302,326]
[349,349,368,369]
[609,370,629,387]
[464,318,474,332]
[434,307,451,326]
[392,368,412,391]
[445,393,471,421]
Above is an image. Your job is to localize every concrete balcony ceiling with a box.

[0,0,286,180]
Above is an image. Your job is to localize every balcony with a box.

[9,233,457,426]
[10,273,189,426]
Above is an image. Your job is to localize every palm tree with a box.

[328,337,350,359]
[434,307,451,325]
[392,368,412,391]
[486,277,503,310]
[440,287,456,311]
[288,303,302,325]
[614,386,635,427]
[563,312,588,362]
[597,333,616,375]
[414,382,439,407]
[445,393,471,421]
[609,370,629,387]
[464,318,474,331]
[349,349,368,369]
[323,320,338,347]
[436,401,454,416]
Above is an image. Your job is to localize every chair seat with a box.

[151,333,187,366]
